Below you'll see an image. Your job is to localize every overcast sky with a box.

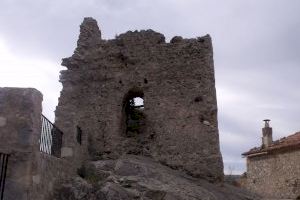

[1,0,299,174]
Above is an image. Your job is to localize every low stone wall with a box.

[246,150,300,199]
[32,153,73,200]
[0,87,74,200]
[0,87,42,200]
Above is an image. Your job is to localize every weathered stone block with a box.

[61,147,73,157]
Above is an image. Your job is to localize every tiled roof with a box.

[242,132,300,157]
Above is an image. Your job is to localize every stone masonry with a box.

[55,17,223,182]
[0,88,42,200]
[243,121,300,199]
[0,88,73,200]
[246,150,300,199]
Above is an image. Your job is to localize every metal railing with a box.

[0,153,9,200]
[40,115,63,157]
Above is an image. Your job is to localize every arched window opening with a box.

[124,91,145,137]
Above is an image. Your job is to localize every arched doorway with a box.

[123,89,145,137]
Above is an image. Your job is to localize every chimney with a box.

[262,119,273,148]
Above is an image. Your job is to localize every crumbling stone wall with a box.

[55,18,223,181]
[246,150,300,199]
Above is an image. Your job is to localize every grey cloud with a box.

[1,0,300,174]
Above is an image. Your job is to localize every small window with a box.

[76,126,82,145]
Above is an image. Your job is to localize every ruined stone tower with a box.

[55,18,223,181]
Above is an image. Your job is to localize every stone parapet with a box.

[0,87,42,200]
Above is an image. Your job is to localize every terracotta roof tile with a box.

[242,132,300,156]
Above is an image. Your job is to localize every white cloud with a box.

[0,36,62,121]
[1,0,300,175]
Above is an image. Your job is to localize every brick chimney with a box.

[262,119,273,148]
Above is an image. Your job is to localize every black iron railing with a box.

[0,153,9,200]
[40,115,63,157]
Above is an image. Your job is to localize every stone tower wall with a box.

[55,18,223,181]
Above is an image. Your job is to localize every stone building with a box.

[242,120,300,199]
[55,17,224,181]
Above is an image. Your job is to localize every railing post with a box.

[0,153,9,200]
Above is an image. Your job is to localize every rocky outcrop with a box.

[51,155,259,200]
